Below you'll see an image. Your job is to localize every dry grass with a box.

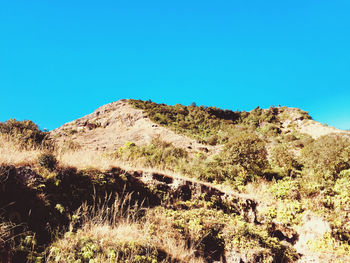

[0,134,41,166]
[144,211,203,262]
[48,194,204,263]
[0,221,12,246]
[57,149,246,199]
[49,221,203,262]
[0,216,17,259]
[56,149,129,171]
[0,133,129,170]
[0,133,142,171]
[57,148,187,179]
[0,135,246,206]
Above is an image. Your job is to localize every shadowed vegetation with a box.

[0,119,52,150]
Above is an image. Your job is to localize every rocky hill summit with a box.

[1,99,350,263]
[51,99,347,153]
[51,100,219,154]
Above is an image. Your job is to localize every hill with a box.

[1,99,350,262]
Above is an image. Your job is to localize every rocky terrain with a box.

[50,100,219,154]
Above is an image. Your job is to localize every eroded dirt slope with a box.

[279,107,348,139]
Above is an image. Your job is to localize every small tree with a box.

[300,134,350,178]
[270,144,299,176]
[221,131,269,176]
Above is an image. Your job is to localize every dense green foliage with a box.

[129,99,243,144]
[129,99,311,145]
[301,134,350,178]
[148,199,299,262]
[221,131,268,176]
[115,133,269,189]
[114,138,188,170]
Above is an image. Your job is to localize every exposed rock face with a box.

[279,107,348,139]
[51,100,219,154]
[296,119,346,139]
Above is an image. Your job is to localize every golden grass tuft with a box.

[0,134,41,166]
[56,149,127,171]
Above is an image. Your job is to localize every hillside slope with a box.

[51,100,219,154]
[1,100,350,263]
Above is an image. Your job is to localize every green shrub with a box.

[129,100,311,147]
[269,177,300,200]
[269,144,299,174]
[115,138,188,171]
[300,134,350,178]
[129,99,243,144]
[222,131,269,176]
[258,123,281,137]
[149,205,299,262]
[261,200,304,226]
[182,131,269,187]
[48,233,161,263]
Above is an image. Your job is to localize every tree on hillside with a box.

[301,133,350,179]
[221,131,269,176]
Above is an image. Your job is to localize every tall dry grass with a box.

[56,149,128,171]
[0,133,139,171]
[47,193,204,263]
[0,221,13,248]
[56,148,193,180]
[0,214,18,260]
[0,134,41,166]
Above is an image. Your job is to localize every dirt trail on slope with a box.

[51,100,220,154]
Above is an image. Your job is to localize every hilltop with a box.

[50,99,347,156]
[1,99,350,262]
[50,100,219,154]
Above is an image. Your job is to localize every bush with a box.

[129,99,242,144]
[300,134,350,178]
[186,131,269,187]
[115,138,188,171]
[258,123,281,137]
[129,100,312,147]
[269,144,299,173]
[38,153,57,170]
[0,119,50,149]
[222,131,269,176]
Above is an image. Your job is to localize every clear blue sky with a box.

[1,1,350,130]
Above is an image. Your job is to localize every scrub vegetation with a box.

[1,100,350,262]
